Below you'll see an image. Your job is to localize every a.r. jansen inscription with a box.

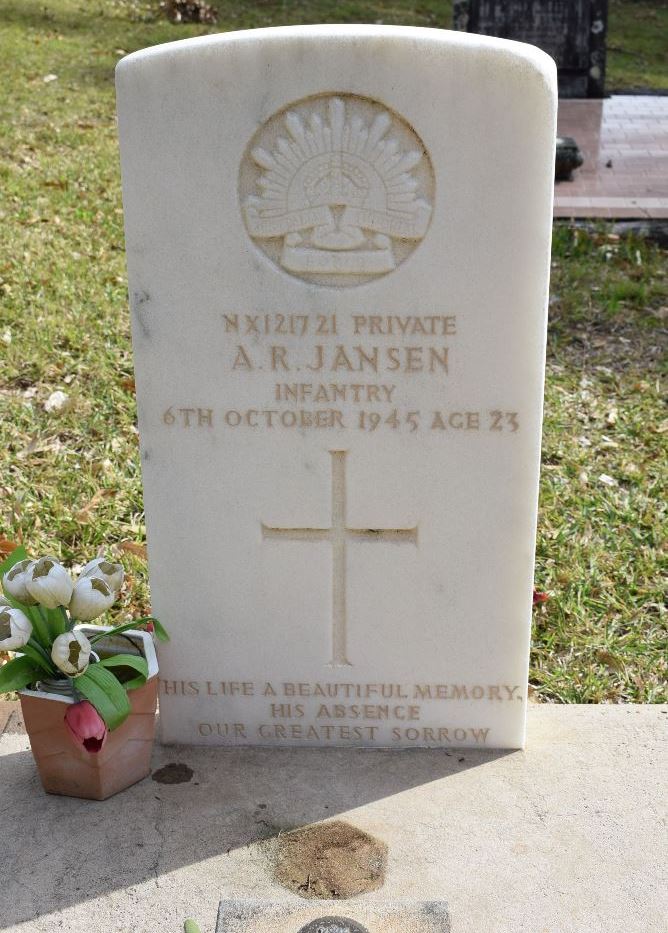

[159,310,521,435]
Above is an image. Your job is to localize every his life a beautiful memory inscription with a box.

[116,26,556,748]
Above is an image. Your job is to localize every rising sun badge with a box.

[239,94,434,286]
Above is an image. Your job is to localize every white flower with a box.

[26,557,73,609]
[0,605,33,650]
[80,557,124,595]
[69,577,115,621]
[51,631,92,677]
[2,558,37,605]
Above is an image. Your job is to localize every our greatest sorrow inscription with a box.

[116,26,556,748]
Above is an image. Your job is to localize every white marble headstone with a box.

[116,25,556,749]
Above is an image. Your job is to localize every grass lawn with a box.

[0,0,666,703]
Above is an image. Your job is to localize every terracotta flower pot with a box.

[20,626,158,800]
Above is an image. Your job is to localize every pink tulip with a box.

[64,701,108,753]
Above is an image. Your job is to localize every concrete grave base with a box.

[1,705,666,932]
[215,899,450,933]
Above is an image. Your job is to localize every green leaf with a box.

[0,655,42,694]
[150,618,170,642]
[89,617,167,644]
[44,605,68,637]
[25,605,52,650]
[184,922,201,933]
[99,653,148,691]
[17,643,55,676]
[75,664,131,731]
[0,545,28,581]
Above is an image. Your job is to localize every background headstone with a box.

[116,26,556,749]
[453,0,607,97]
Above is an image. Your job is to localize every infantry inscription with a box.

[117,26,556,748]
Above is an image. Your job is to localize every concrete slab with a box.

[0,700,16,734]
[1,705,666,933]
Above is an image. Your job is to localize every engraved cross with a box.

[262,450,418,666]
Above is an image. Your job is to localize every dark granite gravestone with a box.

[453,1,607,97]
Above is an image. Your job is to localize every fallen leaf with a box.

[18,434,63,458]
[0,537,21,558]
[75,488,115,524]
[120,377,136,393]
[120,541,147,560]
[42,73,58,83]
[596,650,625,672]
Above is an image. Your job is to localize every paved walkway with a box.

[555,95,668,219]
[2,705,666,933]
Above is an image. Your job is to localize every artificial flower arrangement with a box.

[0,546,167,753]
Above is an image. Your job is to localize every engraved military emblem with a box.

[297,918,370,933]
[240,94,434,286]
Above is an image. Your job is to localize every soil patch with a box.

[274,820,387,899]
[152,762,194,784]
